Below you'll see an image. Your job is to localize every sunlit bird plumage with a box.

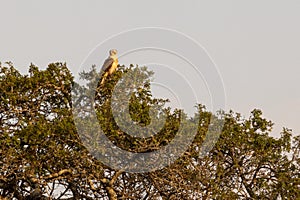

[100,49,118,85]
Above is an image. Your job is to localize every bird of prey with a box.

[100,49,118,85]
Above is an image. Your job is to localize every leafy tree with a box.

[0,61,299,199]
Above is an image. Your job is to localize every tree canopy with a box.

[0,62,299,199]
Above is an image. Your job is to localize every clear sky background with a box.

[1,0,299,137]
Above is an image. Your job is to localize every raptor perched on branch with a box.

[100,49,118,85]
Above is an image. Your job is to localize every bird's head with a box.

[109,49,118,56]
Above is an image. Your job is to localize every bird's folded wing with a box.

[101,57,114,72]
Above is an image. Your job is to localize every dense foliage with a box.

[0,62,299,199]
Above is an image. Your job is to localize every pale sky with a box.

[1,0,300,137]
